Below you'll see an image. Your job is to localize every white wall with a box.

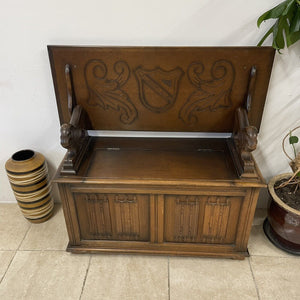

[1,0,299,206]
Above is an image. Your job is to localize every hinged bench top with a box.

[48,46,275,133]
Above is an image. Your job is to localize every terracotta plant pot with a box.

[5,150,54,223]
[264,173,300,255]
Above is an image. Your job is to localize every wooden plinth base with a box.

[66,243,248,260]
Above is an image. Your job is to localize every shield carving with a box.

[135,67,184,113]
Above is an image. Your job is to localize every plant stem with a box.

[275,167,300,189]
[290,131,297,159]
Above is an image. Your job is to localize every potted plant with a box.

[263,127,300,254]
[257,0,300,50]
[257,1,300,254]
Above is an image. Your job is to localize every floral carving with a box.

[85,60,138,124]
[179,60,235,124]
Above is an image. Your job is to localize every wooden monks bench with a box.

[48,46,275,259]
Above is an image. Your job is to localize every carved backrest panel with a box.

[48,46,274,132]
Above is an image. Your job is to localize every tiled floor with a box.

[0,204,299,300]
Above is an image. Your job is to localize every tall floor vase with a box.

[5,150,54,223]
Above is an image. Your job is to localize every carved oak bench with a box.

[49,46,275,259]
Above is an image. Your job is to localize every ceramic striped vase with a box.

[5,150,54,223]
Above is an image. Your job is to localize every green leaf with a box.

[283,18,293,46]
[275,18,286,49]
[288,30,300,45]
[282,0,296,15]
[286,2,297,21]
[257,26,274,46]
[257,0,300,49]
[289,135,299,144]
[290,6,300,32]
[257,0,294,27]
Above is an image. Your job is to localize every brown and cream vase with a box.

[5,150,54,223]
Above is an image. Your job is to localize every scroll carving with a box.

[179,60,235,124]
[85,60,138,124]
[135,66,184,113]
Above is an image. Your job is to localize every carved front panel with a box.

[86,194,112,238]
[165,195,202,243]
[202,197,230,243]
[171,196,201,242]
[74,193,150,241]
[164,195,242,244]
[113,194,143,240]
[74,193,112,239]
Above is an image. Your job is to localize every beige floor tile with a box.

[250,256,300,300]
[0,204,31,250]
[248,225,293,257]
[20,205,68,250]
[0,251,15,282]
[169,257,258,300]
[81,255,168,300]
[0,251,90,300]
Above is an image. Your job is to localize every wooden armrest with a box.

[231,107,258,178]
[60,105,91,175]
[234,107,258,152]
[58,64,92,175]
